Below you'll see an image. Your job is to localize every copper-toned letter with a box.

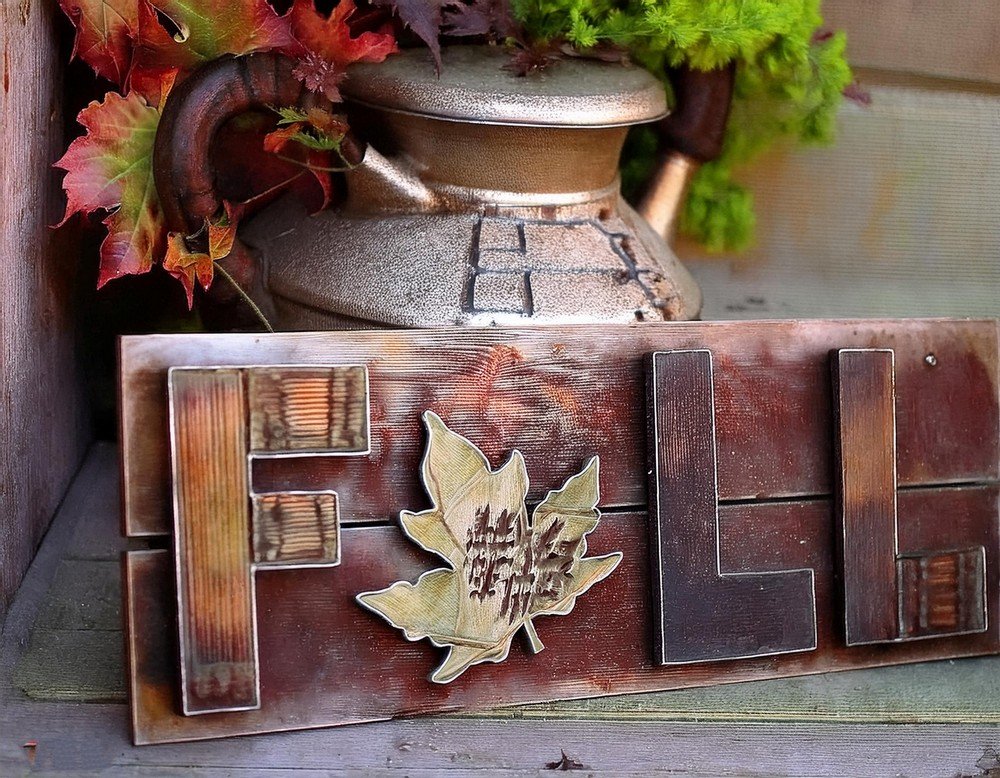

[833,349,986,645]
[169,368,259,714]
[169,365,369,715]
[647,350,817,664]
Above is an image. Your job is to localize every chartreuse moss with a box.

[513,0,853,251]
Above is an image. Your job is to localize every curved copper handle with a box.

[153,52,352,234]
[637,63,736,240]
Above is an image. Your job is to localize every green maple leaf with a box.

[357,412,622,684]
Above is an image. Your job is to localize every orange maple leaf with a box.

[163,233,215,308]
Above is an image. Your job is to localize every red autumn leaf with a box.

[58,0,138,87]
[288,0,397,100]
[163,232,215,308]
[55,90,166,286]
[130,0,296,100]
[289,0,397,66]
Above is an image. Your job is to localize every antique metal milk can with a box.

[154,46,733,329]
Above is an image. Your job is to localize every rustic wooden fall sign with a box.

[119,320,1000,744]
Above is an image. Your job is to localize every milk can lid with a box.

[343,45,668,128]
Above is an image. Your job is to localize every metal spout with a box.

[343,145,440,214]
[636,152,697,242]
[635,63,736,243]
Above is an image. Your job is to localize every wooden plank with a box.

[6,450,1000,774]
[33,559,120,631]
[823,0,1000,84]
[119,321,1000,537]
[6,695,1000,777]
[0,445,124,706]
[127,484,999,743]
[12,628,125,702]
[169,369,258,715]
[0,446,116,674]
[0,0,91,626]
[647,350,815,663]
[15,452,1000,724]
[518,656,1000,724]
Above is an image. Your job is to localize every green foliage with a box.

[513,0,854,251]
[273,107,347,151]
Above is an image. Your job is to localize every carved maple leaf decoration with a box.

[357,412,622,684]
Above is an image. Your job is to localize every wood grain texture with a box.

[823,0,1000,84]
[17,451,1000,724]
[647,350,815,663]
[8,446,1000,775]
[126,483,999,744]
[14,628,124,702]
[119,321,999,537]
[169,369,258,714]
[835,349,900,643]
[0,0,91,626]
[8,698,1000,777]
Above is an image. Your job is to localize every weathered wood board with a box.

[120,321,998,536]
[120,320,1000,744]
[0,0,91,625]
[127,492,1000,744]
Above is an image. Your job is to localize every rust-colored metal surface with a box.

[165,364,369,717]
[898,550,986,639]
[121,321,1000,744]
[252,492,341,566]
[247,366,369,455]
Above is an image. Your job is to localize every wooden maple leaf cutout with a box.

[357,411,623,684]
